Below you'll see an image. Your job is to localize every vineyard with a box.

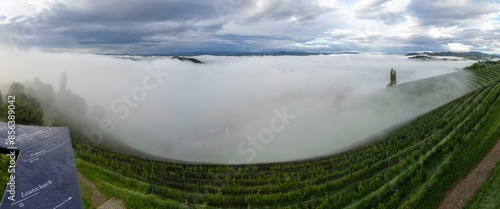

[72,63,500,208]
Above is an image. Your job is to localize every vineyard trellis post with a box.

[148,174,154,195]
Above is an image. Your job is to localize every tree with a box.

[14,95,44,125]
[3,82,44,125]
[0,90,2,104]
[387,69,398,87]
[9,82,25,96]
[471,62,480,70]
[393,70,397,86]
[390,68,393,83]
[27,77,57,110]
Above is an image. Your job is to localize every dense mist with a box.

[0,48,475,164]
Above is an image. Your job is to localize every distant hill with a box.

[408,55,433,60]
[171,56,204,64]
[106,51,360,57]
[406,51,500,60]
[159,51,360,56]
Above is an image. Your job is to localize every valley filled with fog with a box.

[0,49,475,164]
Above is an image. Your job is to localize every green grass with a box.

[76,159,188,209]
[0,155,10,201]
[465,162,500,209]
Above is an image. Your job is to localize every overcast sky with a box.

[0,0,499,54]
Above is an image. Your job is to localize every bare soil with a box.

[97,197,126,209]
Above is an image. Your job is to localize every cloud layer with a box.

[0,49,475,163]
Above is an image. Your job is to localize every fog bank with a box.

[0,48,474,164]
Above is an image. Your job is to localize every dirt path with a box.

[78,171,107,207]
[97,197,126,209]
[439,139,500,209]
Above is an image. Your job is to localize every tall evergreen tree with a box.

[388,69,398,87]
[393,70,397,86]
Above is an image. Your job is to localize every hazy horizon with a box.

[1,0,499,54]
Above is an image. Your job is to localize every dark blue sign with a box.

[0,123,83,209]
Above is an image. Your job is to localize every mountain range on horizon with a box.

[107,50,500,60]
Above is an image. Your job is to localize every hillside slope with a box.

[72,64,500,208]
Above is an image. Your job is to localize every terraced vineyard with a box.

[72,64,500,208]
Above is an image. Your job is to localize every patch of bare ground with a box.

[97,197,126,209]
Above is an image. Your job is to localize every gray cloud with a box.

[0,0,499,53]
[408,0,498,27]
[0,0,338,53]
[243,0,334,24]
[0,0,236,52]
[50,0,221,23]
[355,0,408,25]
